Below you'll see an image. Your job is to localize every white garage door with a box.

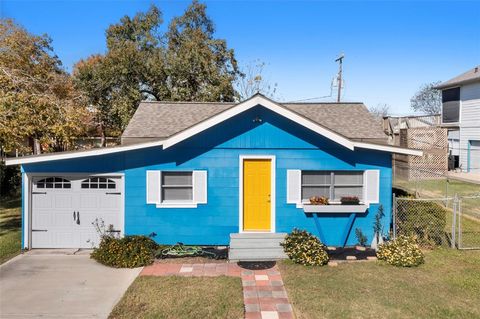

[470,141,480,173]
[31,176,123,248]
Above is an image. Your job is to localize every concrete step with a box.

[229,233,288,262]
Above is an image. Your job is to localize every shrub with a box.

[377,235,424,267]
[281,229,329,266]
[341,196,360,205]
[396,201,447,247]
[91,235,159,268]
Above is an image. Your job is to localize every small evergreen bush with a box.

[377,235,424,267]
[281,229,329,266]
[91,235,159,268]
[355,228,368,246]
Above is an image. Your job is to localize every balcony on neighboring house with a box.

[441,87,460,124]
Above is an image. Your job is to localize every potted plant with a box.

[340,196,360,205]
[309,196,329,205]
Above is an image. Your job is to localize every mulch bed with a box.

[154,256,227,264]
[155,246,229,264]
[327,246,376,261]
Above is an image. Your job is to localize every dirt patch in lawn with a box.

[109,276,243,319]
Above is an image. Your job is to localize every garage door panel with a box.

[31,232,50,248]
[100,196,120,209]
[33,212,52,228]
[54,194,74,209]
[79,194,99,209]
[31,176,123,249]
[54,213,75,227]
[33,196,53,209]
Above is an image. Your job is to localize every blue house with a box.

[6,94,421,260]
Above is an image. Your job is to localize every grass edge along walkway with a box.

[115,262,295,319]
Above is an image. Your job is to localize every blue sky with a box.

[2,0,479,114]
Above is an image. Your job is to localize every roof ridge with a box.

[283,102,364,105]
[140,100,235,105]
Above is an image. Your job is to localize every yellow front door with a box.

[243,159,271,231]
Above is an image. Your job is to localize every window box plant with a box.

[340,196,360,205]
[309,196,329,205]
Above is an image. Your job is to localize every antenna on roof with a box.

[335,53,344,102]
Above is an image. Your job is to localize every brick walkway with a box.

[141,263,294,319]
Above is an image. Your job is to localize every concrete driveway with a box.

[0,250,141,318]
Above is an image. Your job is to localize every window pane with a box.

[442,87,460,102]
[334,186,363,200]
[334,171,363,185]
[162,172,192,186]
[302,171,331,185]
[162,187,193,201]
[302,186,330,200]
[442,101,460,123]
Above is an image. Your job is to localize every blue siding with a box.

[22,106,392,246]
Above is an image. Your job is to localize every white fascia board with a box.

[353,142,423,156]
[162,95,355,150]
[5,140,164,166]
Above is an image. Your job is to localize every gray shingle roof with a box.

[121,99,386,142]
[435,65,480,89]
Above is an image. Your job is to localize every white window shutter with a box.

[287,170,301,204]
[193,170,207,204]
[146,171,161,204]
[364,170,380,204]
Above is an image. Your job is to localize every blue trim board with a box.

[467,140,471,172]
[21,106,393,247]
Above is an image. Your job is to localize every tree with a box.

[0,19,89,154]
[74,2,242,144]
[410,81,442,114]
[166,0,240,102]
[236,60,278,101]
[369,103,390,118]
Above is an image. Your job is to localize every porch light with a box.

[253,116,263,123]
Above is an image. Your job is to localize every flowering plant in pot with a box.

[340,196,360,205]
[309,196,329,205]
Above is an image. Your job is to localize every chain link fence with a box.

[455,195,480,250]
[393,195,480,250]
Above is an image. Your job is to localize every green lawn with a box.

[109,276,244,319]
[395,178,479,199]
[0,197,22,264]
[280,249,480,319]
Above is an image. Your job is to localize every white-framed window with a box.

[161,171,193,202]
[36,177,71,189]
[301,171,363,202]
[146,170,207,208]
[287,169,379,206]
[81,177,116,189]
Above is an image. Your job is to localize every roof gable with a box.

[161,94,356,150]
[122,96,386,141]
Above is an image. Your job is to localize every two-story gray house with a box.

[436,66,480,173]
